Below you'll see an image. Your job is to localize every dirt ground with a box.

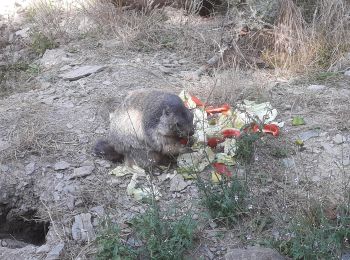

[0,1,350,259]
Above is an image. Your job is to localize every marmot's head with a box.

[158,96,194,138]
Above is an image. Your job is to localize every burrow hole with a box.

[0,207,50,248]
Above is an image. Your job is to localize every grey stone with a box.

[36,244,50,254]
[170,174,190,192]
[45,243,64,260]
[344,70,350,77]
[204,245,215,260]
[126,237,142,247]
[95,159,111,168]
[159,66,172,74]
[307,84,326,91]
[41,49,66,69]
[102,80,112,86]
[0,139,10,151]
[95,127,106,134]
[321,143,337,155]
[178,58,189,65]
[225,246,285,260]
[0,164,9,172]
[68,165,94,180]
[63,184,77,194]
[298,130,320,141]
[75,199,84,207]
[25,162,36,175]
[67,197,75,211]
[90,206,105,217]
[55,182,64,192]
[343,157,350,167]
[54,161,70,171]
[59,65,71,71]
[71,213,96,242]
[15,27,29,38]
[59,65,106,81]
[282,158,295,168]
[333,134,346,144]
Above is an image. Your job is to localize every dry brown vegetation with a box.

[265,0,350,74]
[25,0,350,75]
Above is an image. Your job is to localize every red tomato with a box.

[191,95,204,107]
[213,162,232,177]
[263,124,280,136]
[179,138,189,145]
[205,104,231,114]
[250,123,279,136]
[207,137,224,148]
[221,128,241,138]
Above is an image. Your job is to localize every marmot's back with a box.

[95,89,194,168]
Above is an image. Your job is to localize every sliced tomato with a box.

[205,104,231,114]
[207,137,224,148]
[263,124,280,136]
[221,128,241,138]
[250,123,279,136]
[179,138,189,145]
[213,162,232,177]
[191,95,204,107]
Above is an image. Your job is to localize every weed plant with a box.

[96,203,196,260]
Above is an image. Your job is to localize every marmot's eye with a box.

[164,107,171,116]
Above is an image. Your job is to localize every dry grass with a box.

[263,0,350,75]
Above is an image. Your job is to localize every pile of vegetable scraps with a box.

[177,90,283,183]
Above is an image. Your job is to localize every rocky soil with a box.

[1,1,350,260]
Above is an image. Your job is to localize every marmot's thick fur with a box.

[94,89,194,168]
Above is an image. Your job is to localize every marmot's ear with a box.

[163,105,171,116]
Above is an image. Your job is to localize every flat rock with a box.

[0,139,11,151]
[36,244,50,254]
[71,213,96,242]
[68,165,94,179]
[170,174,190,192]
[45,243,64,260]
[40,49,66,69]
[282,158,295,168]
[333,134,346,144]
[307,84,326,91]
[15,27,29,38]
[54,161,70,171]
[298,130,320,141]
[59,64,71,71]
[159,66,172,74]
[90,205,105,217]
[59,65,106,81]
[25,162,36,175]
[225,246,285,260]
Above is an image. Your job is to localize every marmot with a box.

[94,89,195,168]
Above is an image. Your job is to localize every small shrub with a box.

[96,219,138,260]
[132,204,196,259]
[96,203,197,260]
[235,132,260,164]
[30,32,58,55]
[273,204,350,259]
[197,174,248,227]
